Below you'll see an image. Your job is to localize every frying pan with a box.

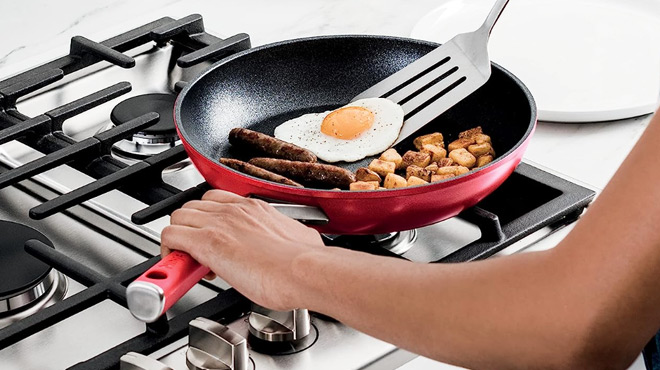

[176,35,536,233]
[126,35,536,322]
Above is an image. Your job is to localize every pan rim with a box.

[174,34,537,196]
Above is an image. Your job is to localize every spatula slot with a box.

[398,65,460,106]
[380,56,451,99]
[404,76,467,121]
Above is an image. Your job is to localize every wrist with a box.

[288,246,337,312]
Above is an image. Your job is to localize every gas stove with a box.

[0,14,595,370]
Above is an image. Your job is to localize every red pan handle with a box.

[126,251,209,323]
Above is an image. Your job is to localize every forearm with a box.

[293,247,584,369]
[292,110,660,369]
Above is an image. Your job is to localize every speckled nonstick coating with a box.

[175,35,536,234]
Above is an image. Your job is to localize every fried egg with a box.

[273,98,404,163]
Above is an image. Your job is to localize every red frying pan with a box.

[127,35,536,322]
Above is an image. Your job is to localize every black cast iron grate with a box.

[0,14,255,370]
[0,239,250,370]
[328,162,595,262]
[0,13,596,370]
[0,14,251,211]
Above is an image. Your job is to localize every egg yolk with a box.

[321,106,375,140]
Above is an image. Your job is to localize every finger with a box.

[201,189,247,204]
[183,199,264,222]
[160,242,171,258]
[182,200,230,212]
[161,228,216,281]
[160,224,202,256]
[181,201,249,227]
[170,208,214,228]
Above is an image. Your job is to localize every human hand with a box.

[161,190,325,310]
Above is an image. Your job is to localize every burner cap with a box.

[0,221,53,298]
[110,93,176,136]
[322,230,417,255]
[247,325,319,355]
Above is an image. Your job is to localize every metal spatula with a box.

[353,0,510,146]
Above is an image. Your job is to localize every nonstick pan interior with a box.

[177,35,533,178]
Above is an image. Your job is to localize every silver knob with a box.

[186,317,249,370]
[120,352,173,370]
[248,304,311,342]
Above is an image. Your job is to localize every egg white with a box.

[273,98,404,163]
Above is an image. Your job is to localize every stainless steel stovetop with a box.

[0,14,594,370]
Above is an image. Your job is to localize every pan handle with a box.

[132,183,330,226]
[249,195,329,225]
[269,203,329,225]
[127,251,210,323]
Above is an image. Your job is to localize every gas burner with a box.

[0,221,67,329]
[322,230,417,255]
[109,93,181,161]
[247,325,319,355]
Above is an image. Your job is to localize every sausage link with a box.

[248,158,356,189]
[220,158,303,187]
[228,128,317,163]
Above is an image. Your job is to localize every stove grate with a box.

[0,239,249,370]
[0,14,251,213]
[30,145,189,220]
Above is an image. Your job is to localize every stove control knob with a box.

[248,304,311,342]
[120,352,172,370]
[186,317,248,370]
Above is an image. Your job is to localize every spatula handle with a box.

[479,0,510,36]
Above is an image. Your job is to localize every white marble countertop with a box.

[0,1,654,369]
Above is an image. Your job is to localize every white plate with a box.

[411,0,660,122]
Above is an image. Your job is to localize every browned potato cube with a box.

[447,137,475,152]
[401,151,431,169]
[413,132,444,150]
[474,133,491,144]
[420,144,447,163]
[368,159,396,177]
[459,126,483,139]
[355,167,382,183]
[436,166,458,176]
[455,166,470,175]
[383,173,407,189]
[406,165,432,181]
[449,148,477,168]
[379,148,403,169]
[467,142,493,157]
[435,165,470,176]
[349,181,379,191]
[425,163,439,173]
[431,173,456,182]
[437,158,454,167]
[476,154,494,167]
[406,176,428,187]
